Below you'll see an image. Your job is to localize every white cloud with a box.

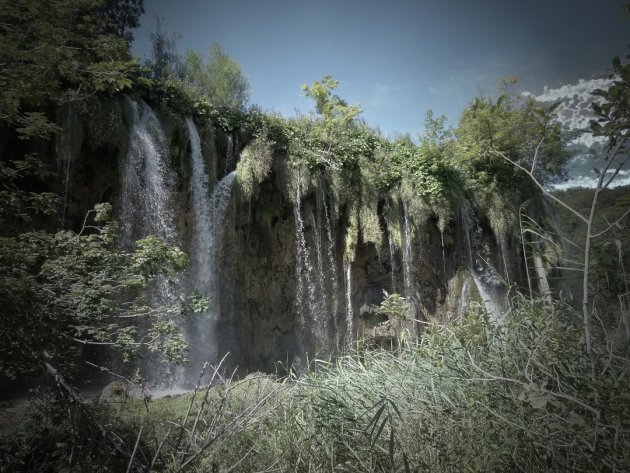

[531,77,630,190]
[534,77,613,103]
[550,169,630,191]
[526,77,614,148]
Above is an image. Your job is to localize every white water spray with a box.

[345,263,354,342]
[294,185,315,328]
[120,99,175,247]
[322,194,339,324]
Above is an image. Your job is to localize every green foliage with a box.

[183,44,250,110]
[0,202,196,379]
[0,0,142,138]
[4,294,628,472]
[344,203,360,263]
[591,56,630,138]
[454,90,571,241]
[359,202,383,249]
[297,76,366,171]
[0,156,60,227]
[236,135,275,199]
[98,0,145,43]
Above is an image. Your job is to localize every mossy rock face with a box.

[100,381,129,402]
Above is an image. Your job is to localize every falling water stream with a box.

[402,203,414,301]
[345,262,354,342]
[120,99,175,247]
[120,106,238,390]
[389,237,398,294]
[120,99,181,389]
[294,185,315,329]
[459,203,504,319]
[185,118,236,379]
[322,194,339,329]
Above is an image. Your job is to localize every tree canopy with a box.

[0,0,144,139]
[183,44,250,110]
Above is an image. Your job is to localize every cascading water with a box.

[184,117,233,379]
[294,185,318,344]
[294,183,340,351]
[456,275,472,319]
[458,202,504,319]
[293,189,306,323]
[212,171,236,225]
[499,238,511,287]
[322,194,339,330]
[345,262,354,342]
[402,203,414,301]
[187,168,236,378]
[187,117,213,293]
[120,99,176,247]
[225,134,235,173]
[119,98,180,389]
[310,205,328,342]
[389,237,398,294]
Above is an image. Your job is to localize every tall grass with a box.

[2,296,628,472]
[245,297,628,472]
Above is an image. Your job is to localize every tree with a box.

[0,0,199,384]
[183,44,250,110]
[98,0,145,43]
[0,160,199,380]
[296,76,365,170]
[454,90,571,243]
[0,0,142,139]
[490,59,630,366]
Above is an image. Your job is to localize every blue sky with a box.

[132,0,628,137]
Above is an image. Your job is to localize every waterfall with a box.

[294,185,315,329]
[402,203,413,301]
[311,203,328,342]
[225,134,235,173]
[471,271,502,316]
[499,238,511,287]
[119,99,180,388]
[120,99,175,247]
[187,168,236,374]
[458,202,504,319]
[345,262,354,342]
[294,182,341,350]
[456,275,472,320]
[389,236,397,293]
[187,117,213,293]
[322,194,339,327]
[212,171,236,226]
[185,117,231,377]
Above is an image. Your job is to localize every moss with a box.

[286,158,312,205]
[400,178,432,229]
[236,136,274,200]
[344,203,359,263]
[384,194,403,251]
[359,203,382,250]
